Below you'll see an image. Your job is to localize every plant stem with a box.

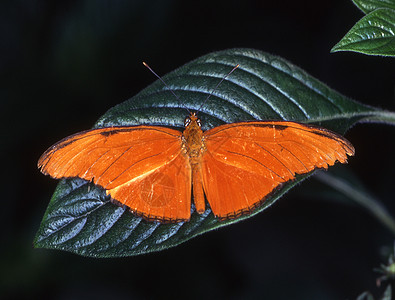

[315,171,395,235]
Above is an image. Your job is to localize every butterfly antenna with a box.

[143,62,190,114]
[197,64,240,113]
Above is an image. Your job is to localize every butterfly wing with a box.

[202,121,355,220]
[38,126,191,222]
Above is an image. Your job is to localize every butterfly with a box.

[38,64,355,223]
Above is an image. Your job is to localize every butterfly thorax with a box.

[182,113,205,166]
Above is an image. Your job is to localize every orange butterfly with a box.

[38,65,354,223]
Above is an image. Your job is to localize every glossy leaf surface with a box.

[35,48,391,257]
[352,0,395,14]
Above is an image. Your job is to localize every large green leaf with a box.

[352,0,395,14]
[34,48,395,257]
[332,8,395,56]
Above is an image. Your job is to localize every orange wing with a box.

[202,121,355,220]
[38,126,192,222]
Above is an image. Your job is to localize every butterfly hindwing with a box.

[109,152,192,222]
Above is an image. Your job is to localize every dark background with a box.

[2,0,395,299]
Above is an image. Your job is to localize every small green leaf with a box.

[34,48,394,257]
[352,0,395,14]
[332,8,395,56]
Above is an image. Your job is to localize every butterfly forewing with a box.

[202,121,355,219]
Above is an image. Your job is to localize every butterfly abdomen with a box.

[182,113,206,213]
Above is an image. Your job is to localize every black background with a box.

[2,0,395,299]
